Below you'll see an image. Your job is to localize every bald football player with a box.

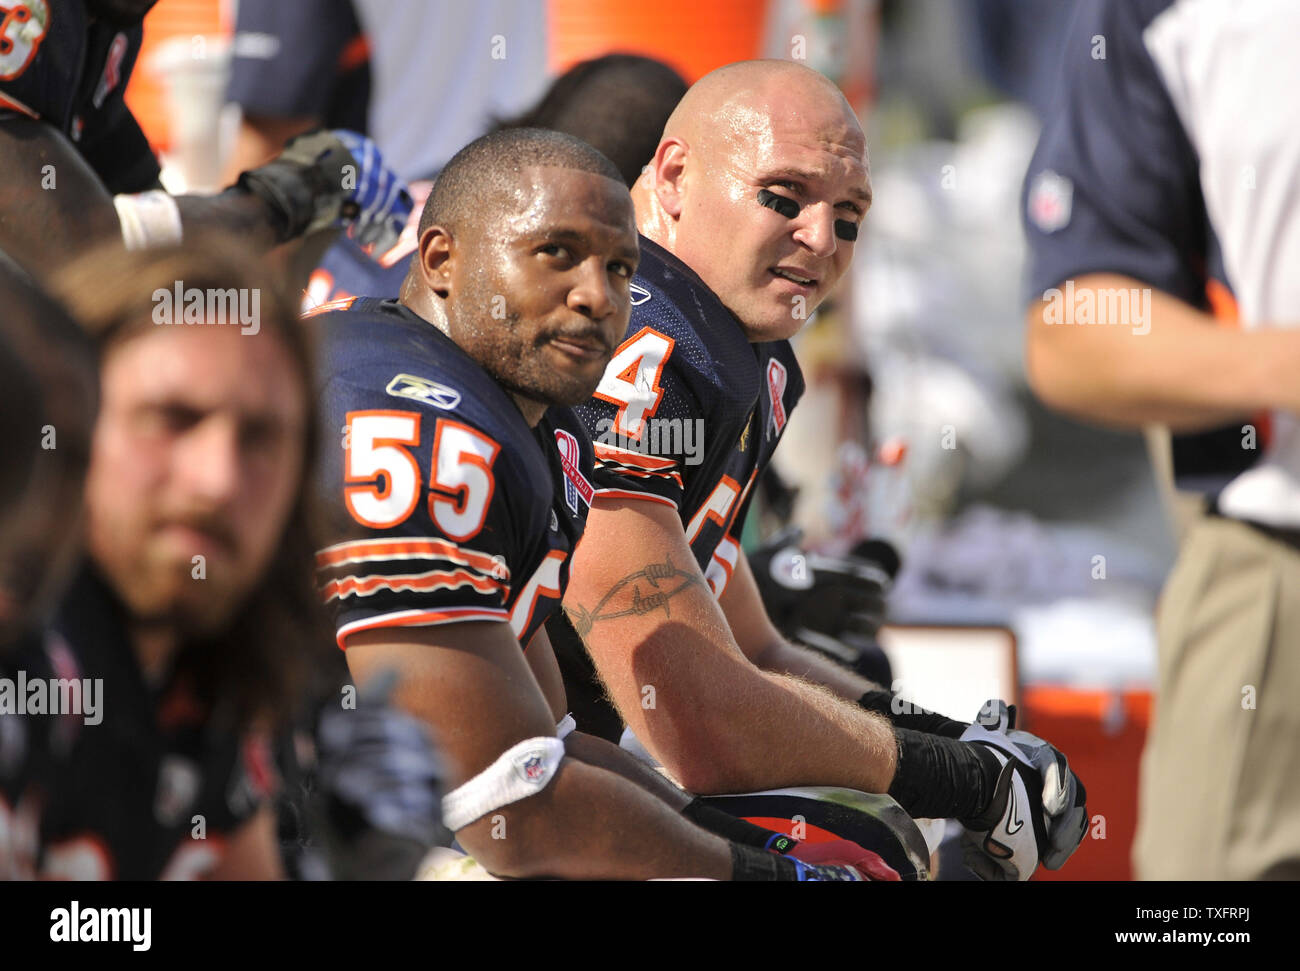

[554,60,1088,881]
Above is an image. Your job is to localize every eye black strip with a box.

[757,188,799,219]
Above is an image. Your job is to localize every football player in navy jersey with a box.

[552,60,1089,881]
[0,0,409,280]
[311,127,898,881]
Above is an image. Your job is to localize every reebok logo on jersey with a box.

[386,373,461,410]
[629,282,652,305]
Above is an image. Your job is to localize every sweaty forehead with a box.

[498,166,635,235]
[708,91,868,188]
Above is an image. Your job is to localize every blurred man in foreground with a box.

[1,238,325,878]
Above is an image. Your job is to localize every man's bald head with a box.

[661,60,864,164]
[635,60,870,343]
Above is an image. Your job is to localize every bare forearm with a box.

[174,190,282,249]
[1026,273,1300,430]
[708,662,897,794]
[755,635,880,699]
[599,621,897,795]
[564,730,691,811]
[458,759,731,880]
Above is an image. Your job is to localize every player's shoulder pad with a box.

[627,235,761,410]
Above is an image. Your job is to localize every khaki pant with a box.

[1135,514,1300,879]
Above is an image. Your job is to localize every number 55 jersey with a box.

[310,298,594,652]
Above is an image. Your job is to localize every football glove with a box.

[237,129,413,251]
[957,699,1088,880]
[748,527,893,646]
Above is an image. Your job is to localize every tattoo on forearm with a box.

[566,556,705,639]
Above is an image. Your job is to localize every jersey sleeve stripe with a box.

[592,442,680,471]
[336,608,510,649]
[0,92,39,119]
[596,464,684,484]
[300,295,359,318]
[315,537,509,579]
[593,488,680,509]
[321,568,508,602]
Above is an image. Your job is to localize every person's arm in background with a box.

[1026,274,1300,431]
[221,0,369,182]
[1021,0,1300,430]
[0,118,406,282]
[206,806,284,880]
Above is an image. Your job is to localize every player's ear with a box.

[651,138,688,220]
[417,225,454,298]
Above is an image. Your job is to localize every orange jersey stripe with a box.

[592,442,679,471]
[321,568,506,602]
[336,607,509,649]
[315,537,508,580]
[598,466,684,486]
[593,488,679,509]
[301,295,358,319]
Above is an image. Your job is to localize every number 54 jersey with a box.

[571,235,805,597]
[310,298,594,651]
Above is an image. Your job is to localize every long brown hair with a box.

[50,235,335,730]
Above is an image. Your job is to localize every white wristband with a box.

[113,190,183,250]
[441,735,565,833]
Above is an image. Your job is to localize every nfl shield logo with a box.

[522,755,544,782]
[1028,170,1073,234]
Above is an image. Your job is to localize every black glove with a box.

[236,129,412,249]
[748,528,898,675]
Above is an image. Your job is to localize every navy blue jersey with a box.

[305,233,409,308]
[547,236,804,743]
[574,235,804,596]
[226,0,369,133]
[301,181,428,311]
[0,566,274,879]
[311,297,593,651]
[1021,0,1269,494]
[0,629,76,878]
[0,0,159,193]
